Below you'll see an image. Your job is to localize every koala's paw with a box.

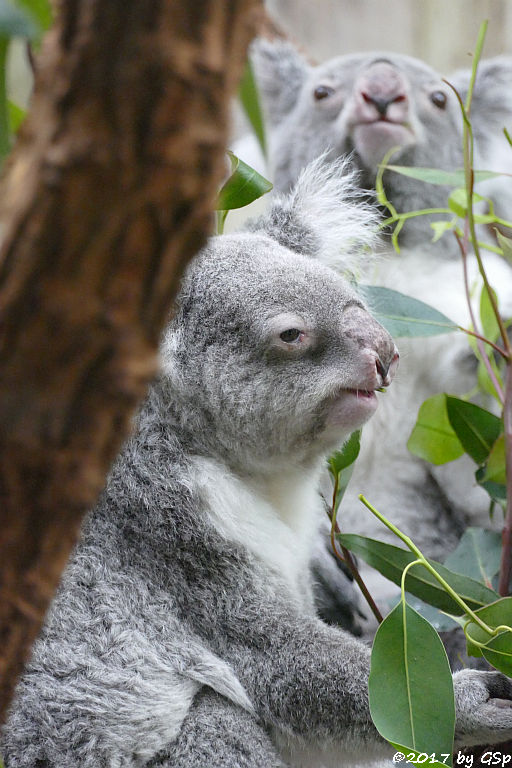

[454,669,512,748]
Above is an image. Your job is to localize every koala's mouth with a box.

[345,388,377,399]
[351,121,415,168]
[325,387,380,434]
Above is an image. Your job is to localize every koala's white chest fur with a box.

[189,456,323,613]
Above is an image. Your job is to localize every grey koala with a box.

[251,40,512,248]
[3,161,512,768]
[249,41,512,632]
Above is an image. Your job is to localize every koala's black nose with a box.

[362,93,394,117]
[376,348,399,387]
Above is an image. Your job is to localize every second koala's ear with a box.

[250,37,310,127]
[246,155,379,273]
[448,56,512,135]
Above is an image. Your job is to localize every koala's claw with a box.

[454,670,512,748]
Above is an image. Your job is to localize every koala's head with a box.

[162,160,398,473]
[252,40,464,242]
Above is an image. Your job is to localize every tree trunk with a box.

[0,0,261,722]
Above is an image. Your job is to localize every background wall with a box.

[265,0,512,72]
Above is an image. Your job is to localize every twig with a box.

[328,475,383,624]
[454,230,505,403]
[498,363,512,595]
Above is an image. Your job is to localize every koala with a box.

[249,40,512,626]
[3,161,512,768]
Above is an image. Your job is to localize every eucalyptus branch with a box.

[446,77,512,358]
[446,22,512,596]
[498,364,512,595]
[454,230,505,403]
[458,325,508,360]
[329,476,383,624]
[359,494,498,636]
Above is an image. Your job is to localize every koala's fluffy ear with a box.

[247,156,379,273]
[448,56,512,136]
[250,37,309,127]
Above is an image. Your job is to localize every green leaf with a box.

[0,0,37,37]
[475,465,507,503]
[238,59,266,157]
[480,284,500,344]
[369,601,454,766]
[465,598,512,675]
[337,534,499,614]
[431,219,455,242]
[328,430,361,515]
[8,99,24,132]
[443,527,502,587]
[361,285,458,337]
[496,230,512,267]
[14,0,52,32]
[479,435,506,485]
[217,151,272,211]
[448,188,484,218]
[397,593,459,632]
[445,396,502,465]
[407,394,464,465]
[384,165,502,187]
[328,430,361,476]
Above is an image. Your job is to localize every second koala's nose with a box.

[376,347,399,387]
[357,60,408,119]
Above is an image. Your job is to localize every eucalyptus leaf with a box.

[475,466,507,503]
[337,534,498,614]
[481,631,512,676]
[383,165,502,187]
[217,151,272,211]
[407,394,464,465]
[396,594,459,632]
[479,435,506,485]
[328,431,361,515]
[369,601,455,766]
[14,0,52,32]
[445,396,502,465]
[444,527,502,587]
[8,99,24,132]
[465,598,512,674]
[361,285,457,337]
[328,430,361,476]
[431,220,455,242]
[496,230,512,266]
[480,284,500,344]
[238,59,266,157]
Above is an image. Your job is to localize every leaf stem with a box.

[329,476,383,624]
[454,230,505,403]
[458,324,508,360]
[498,361,512,595]
[358,494,497,636]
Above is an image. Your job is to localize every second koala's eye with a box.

[430,90,447,109]
[314,85,334,101]
[280,328,303,343]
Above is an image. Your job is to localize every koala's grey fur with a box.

[4,161,512,768]
[248,41,512,632]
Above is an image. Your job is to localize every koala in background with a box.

[250,40,512,622]
[4,161,512,768]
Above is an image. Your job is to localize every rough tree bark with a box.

[0,0,261,722]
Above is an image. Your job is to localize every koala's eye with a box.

[279,328,303,343]
[430,90,447,109]
[314,85,334,101]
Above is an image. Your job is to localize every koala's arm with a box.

[221,610,385,760]
[199,589,512,757]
